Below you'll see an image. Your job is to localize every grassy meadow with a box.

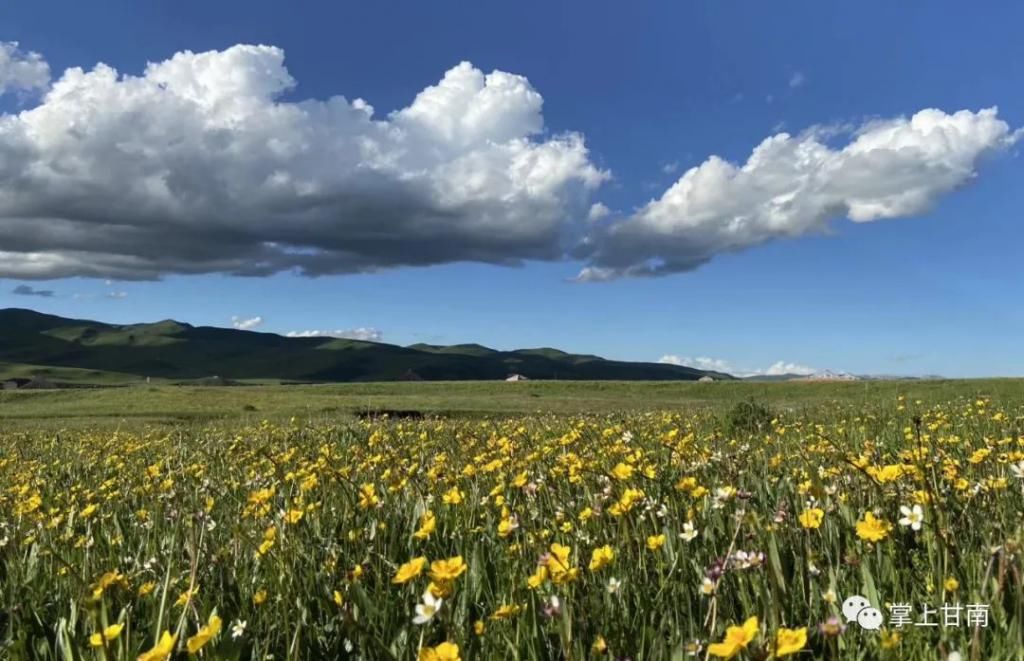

[2,380,1024,659]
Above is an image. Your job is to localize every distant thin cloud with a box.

[11,284,54,297]
[658,354,817,377]
[287,328,383,342]
[231,316,264,331]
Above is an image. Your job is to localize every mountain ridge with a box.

[0,308,733,384]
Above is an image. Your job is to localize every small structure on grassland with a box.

[399,369,424,381]
[505,373,529,382]
[698,375,715,383]
[20,376,58,390]
[2,380,20,390]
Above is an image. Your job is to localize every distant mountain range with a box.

[0,308,733,385]
[744,370,944,382]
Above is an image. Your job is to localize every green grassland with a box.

[2,378,1022,430]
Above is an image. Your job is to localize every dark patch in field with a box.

[354,407,426,420]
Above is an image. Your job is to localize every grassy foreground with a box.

[2,381,1023,659]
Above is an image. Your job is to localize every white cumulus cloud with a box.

[587,202,611,221]
[286,328,383,342]
[231,315,264,330]
[578,108,1017,279]
[763,360,816,376]
[0,41,50,94]
[0,42,1016,283]
[0,45,607,280]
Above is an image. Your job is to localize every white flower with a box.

[607,577,622,594]
[1010,462,1024,480]
[230,620,247,639]
[413,590,442,625]
[898,504,924,531]
[947,653,962,661]
[679,521,698,542]
[701,577,716,596]
[822,588,837,604]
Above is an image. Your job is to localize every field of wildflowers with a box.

[2,393,1023,659]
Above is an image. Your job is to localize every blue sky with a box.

[1,1,1022,377]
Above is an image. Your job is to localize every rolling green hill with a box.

[0,308,732,385]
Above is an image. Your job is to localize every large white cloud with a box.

[578,108,1017,280]
[0,42,1017,282]
[0,45,607,280]
[0,41,50,94]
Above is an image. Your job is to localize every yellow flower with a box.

[333,590,345,606]
[15,492,42,515]
[413,511,436,539]
[474,620,486,635]
[81,503,98,518]
[798,508,824,529]
[393,556,428,584]
[103,623,124,641]
[707,616,758,659]
[675,476,697,492]
[91,570,128,599]
[284,508,304,524]
[592,635,608,654]
[610,462,634,480]
[253,589,267,605]
[589,545,615,571]
[418,641,461,661]
[608,488,644,516]
[855,512,892,542]
[944,576,959,592]
[138,581,156,597]
[545,543,579,584]
[497,515,518,538]
[527,565,548,589]
[490,603,522,620]
[442,487,464,505]
[174,586,198,607]
[646,534,666,551]
[358,483,380,509]
[773,627,807,657]
[880,630,901,649]
[427,580,454,598]
[138,631,177,661]
[186,613,222,654]
[89,633,103,648]
[429,556,467,582]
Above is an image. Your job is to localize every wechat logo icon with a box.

[842,595,883,630]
